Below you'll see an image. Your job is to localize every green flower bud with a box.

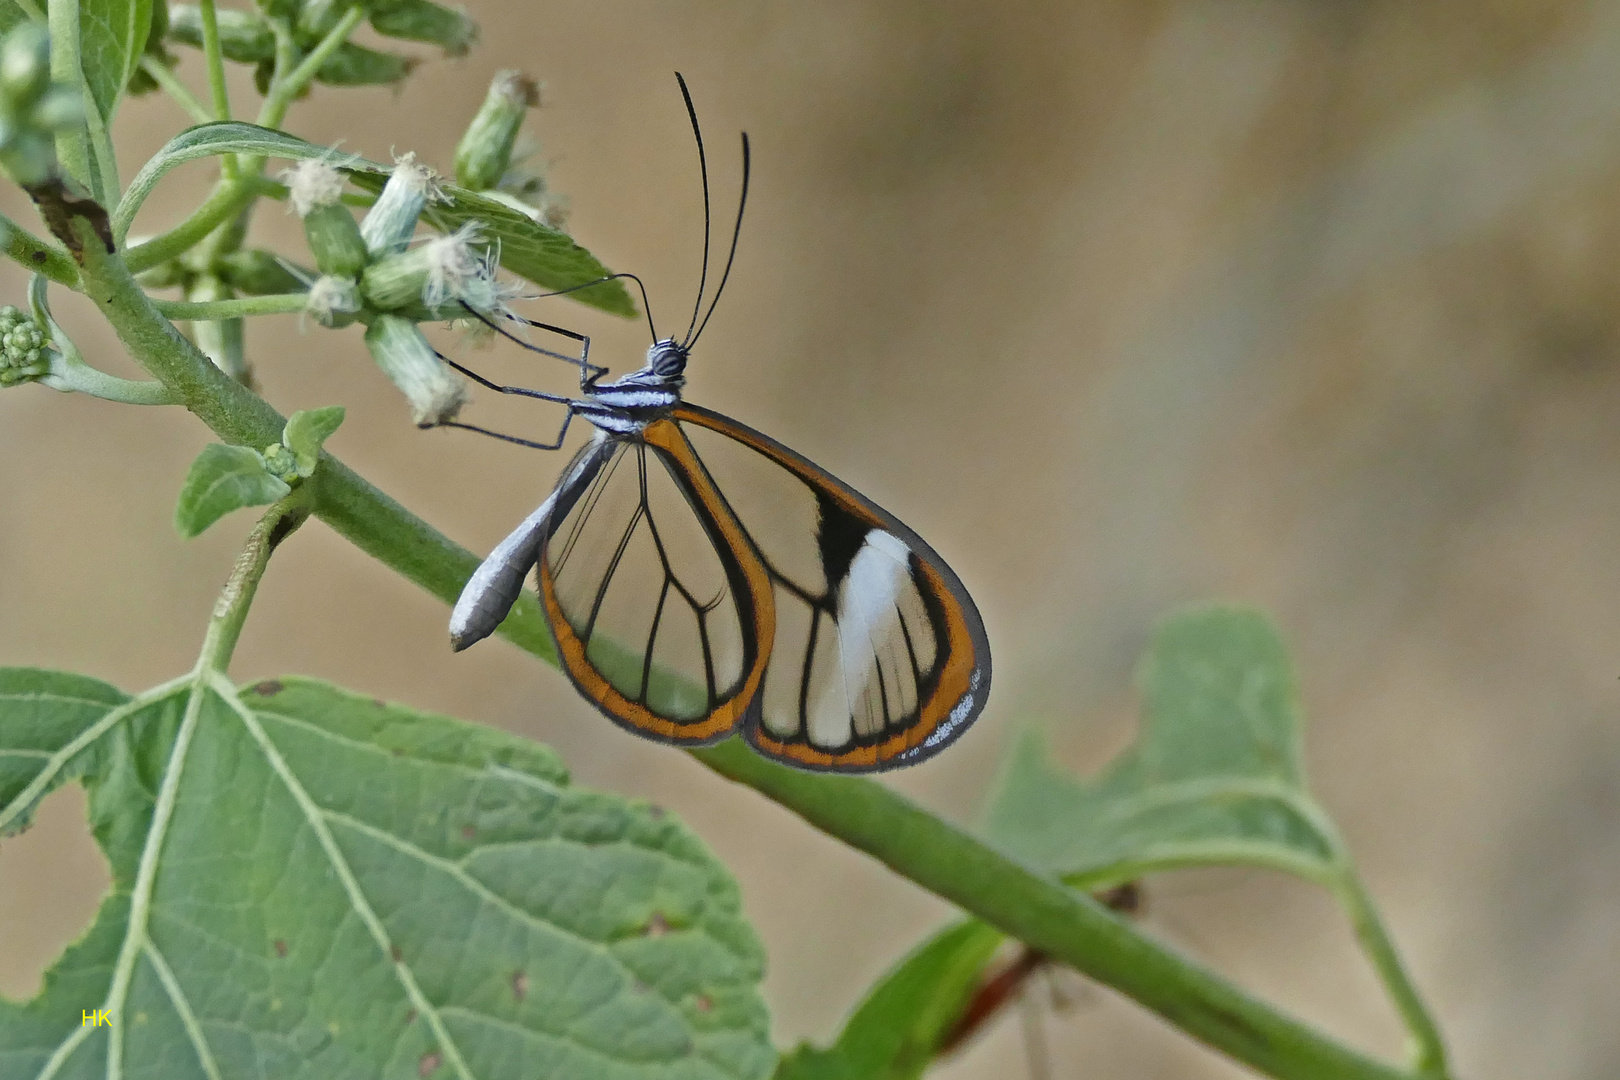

[167,5,277,63]
[362,223,519,323]
[359,152,443,256]
[282,159,370,277]
[454,70,537,192]
[306,274,362,328]
[364,313,468,426]
[0,304,51,386]
[0,22,52,106]
[216,249,309,295]
[369,0,477,58]
[315,41,415,88]
[261,443,300,482]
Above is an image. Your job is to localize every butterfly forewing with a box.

[673,404,989,771]
[538,427,771,741]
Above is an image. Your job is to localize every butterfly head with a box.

[647,338,690,381]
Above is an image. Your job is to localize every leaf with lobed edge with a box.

[983,605,1344,889]
[0,671,774,1080]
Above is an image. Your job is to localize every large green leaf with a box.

[81,0,152,128]
[0,670,773,1080]
[983,605,1343,887]
[774,921,1003,1080]
[115,122,635,317]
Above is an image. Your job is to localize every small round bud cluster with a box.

[0,23,85,187]
[0,304,51,387]
[260,443,300,482]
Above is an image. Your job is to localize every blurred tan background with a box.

[4,0,1620,1076]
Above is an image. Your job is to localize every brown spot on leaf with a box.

[459,824,476,841]
[511,970,527,1001]
[273,939,288,958]
[418,1051,442,1077]
[644,912,669,937]
[390,945,403,963]
[694,994,712,1013]
[28,250,44,264]
[647,805,666,820]
[372,698,386,709]
[251,680,283,696]
[404,1008,417,1025]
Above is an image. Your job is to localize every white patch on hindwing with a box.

[807,529,915,746]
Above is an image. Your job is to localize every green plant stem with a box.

[200,497,310,671]
[693,741,1417,1080]
[1333,871,1448,1075]
[123,180,263,269]
[140,55,215,125]
[196,0,233,125]
[58,211,1424,1080]
[100,498,304,1080]
[46,0,93,197]
[256,6,366,131]
[0,212,80,287]
[153,293,308,320]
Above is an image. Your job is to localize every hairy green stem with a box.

[123,180,262,268]
[57,208,1428,1080]
[153,292,308,320]
[141,55,215,125]
[200,498,310,671]
[0,211,80,287]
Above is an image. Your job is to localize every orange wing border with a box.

[537,421,777,745]
[672,403,991,772]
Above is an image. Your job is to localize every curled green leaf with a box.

[174,442,291,538]
[282,404,345,477]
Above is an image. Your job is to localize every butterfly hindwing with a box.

[672,404,991,771]
[536,423,774,744]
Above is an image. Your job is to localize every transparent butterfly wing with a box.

[536,424,772,744]
[673,404,990,771]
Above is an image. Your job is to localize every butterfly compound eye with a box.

[649,339,689,377]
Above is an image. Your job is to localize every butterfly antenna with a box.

[521,272,658,341]
[676,72,713,346]
[688,131,749,348]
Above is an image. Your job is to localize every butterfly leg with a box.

[431,408,576,451]
[428,348,581,450]
[457,301,606,389]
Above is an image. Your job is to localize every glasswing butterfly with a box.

[444,75,990,772]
